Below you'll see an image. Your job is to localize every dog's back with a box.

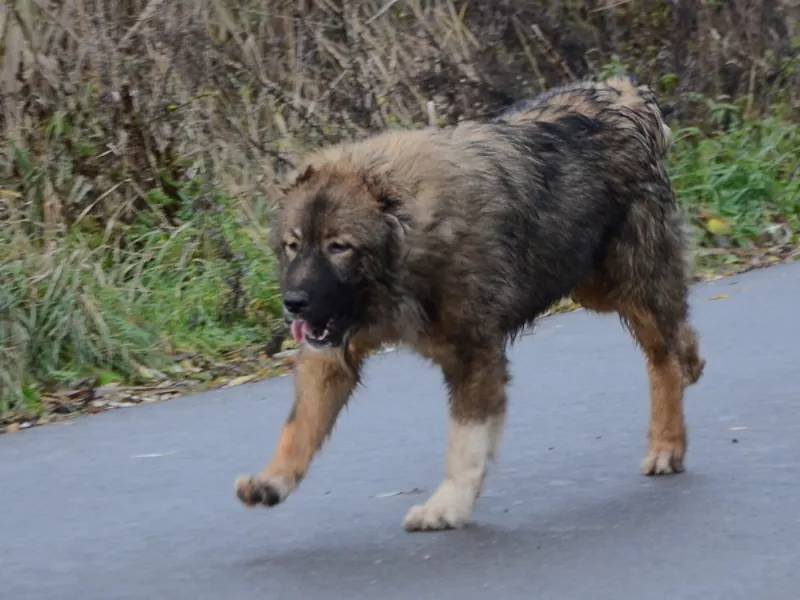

[496,75,674,158]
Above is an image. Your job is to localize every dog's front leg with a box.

[235,342,368,508]
[403,343,509,531]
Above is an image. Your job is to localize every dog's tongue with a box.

[290,321,309,342]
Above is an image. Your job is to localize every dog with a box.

[235,75,705,531]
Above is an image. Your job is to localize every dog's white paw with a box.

[402,482,475,531]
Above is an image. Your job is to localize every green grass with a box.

[0,204,284,416]
[669,111,800,251]
[1,107,798,418]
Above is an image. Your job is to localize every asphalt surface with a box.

[2,262,800,600]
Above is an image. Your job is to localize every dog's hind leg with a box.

[620,302,691,475]
[403,341,509,532]
[235,340,371,509]
[574,278,704,476]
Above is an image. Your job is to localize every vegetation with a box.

[1,0,798,423]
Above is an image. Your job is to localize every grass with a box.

[0,218,276,413]
[671,108,800,259]
[1,0,798,423]
[0,181,291,413]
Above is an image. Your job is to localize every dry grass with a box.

[1,0,798,416]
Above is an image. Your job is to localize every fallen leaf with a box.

[180,359,201,372]
[371,488,426,498]
[132,452,177,459]
[0,188,22,199]
[6,423,20,434]
[224,374,258,387]
[135,365,166,381]
[94,382,122,397]
[50,388,91,400]
[708,294,728,301]
[706,217,731,235]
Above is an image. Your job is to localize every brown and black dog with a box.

[235,75,705,531]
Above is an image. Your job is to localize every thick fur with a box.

[235,75,706,531]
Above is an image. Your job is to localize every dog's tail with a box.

[602,74,675,156]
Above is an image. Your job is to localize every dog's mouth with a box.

[289,319,340,349]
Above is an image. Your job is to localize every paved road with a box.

[2,263,800,600]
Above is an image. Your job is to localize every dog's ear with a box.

[270,163,317,214]
[293,164,316,185]
[278,163,316,194]
[363,171,411,264]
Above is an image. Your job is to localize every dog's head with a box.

[270,162,407,350]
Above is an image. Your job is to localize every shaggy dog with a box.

[235,75,705,531]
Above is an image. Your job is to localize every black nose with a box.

[283,290,310,315]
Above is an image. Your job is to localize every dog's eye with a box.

[327,241,353,255]
[284,240,299,253]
